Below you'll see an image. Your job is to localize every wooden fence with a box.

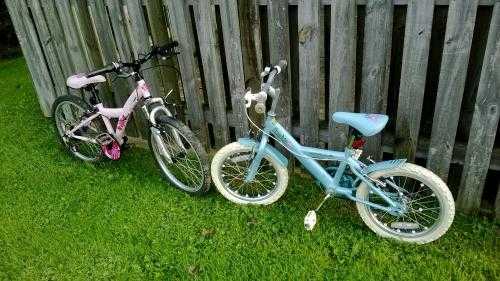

[5,0,500,217]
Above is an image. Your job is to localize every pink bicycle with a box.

[52,42,211,194]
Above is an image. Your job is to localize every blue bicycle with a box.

[211,61,455,244]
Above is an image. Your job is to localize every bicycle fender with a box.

[238,138,288,168]
[362,159,406,175]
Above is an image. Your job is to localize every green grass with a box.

[0,57,498,281]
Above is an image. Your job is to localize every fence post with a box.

[426,0,479,181]
[70,0,114,106]
[193,0,230,147]
[54,1,89,73]
[298,0,320,147]
[267,0,292,131]
[457,3,500,213]
[220,0,250,138]
[28,0,67,98]
[328,0,357,150]
[144,0,183,113]
[394,0,434,162]
[164,0,208,145]
[360,0,393,160]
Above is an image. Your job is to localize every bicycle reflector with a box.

[352,137,365,149]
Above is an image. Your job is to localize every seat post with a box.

[84,85,101,105]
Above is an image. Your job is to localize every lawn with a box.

[0,57,498,280]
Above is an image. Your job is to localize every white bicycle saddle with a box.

[66,74,106,89]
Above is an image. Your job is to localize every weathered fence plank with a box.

[219,0,250,138]
[124,0,164,98]
[5,0,54,116]
[54,1,89,72]
[39,0,74,77]
[164,0,208,144]
[28,0,67,98]
[394,0,434,161]
[70,0,114,106]
[297,0,320,146]
[267,0,292,131]
[193,0,230,147]
[144,0,182,107]
[360,0,393,160]
[427,0,479,181]
[238,0,263,91]
[87,0,120,108]
[328,0,357,150]
[456,3,500,214]
[238,0,264,134]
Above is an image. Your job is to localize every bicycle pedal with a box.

[304,210,317,231]
[96,133,114,146]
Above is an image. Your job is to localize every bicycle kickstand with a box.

[304,193,332,231]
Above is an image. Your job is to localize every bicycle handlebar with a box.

[245,60,287,116]
[86,41,179,78]
[262,60,287,92]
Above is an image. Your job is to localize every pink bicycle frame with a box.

[67,80,151,145]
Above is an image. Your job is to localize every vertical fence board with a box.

[193,0,230,146]
[144,0,182,107]
[124,0,164,98]
[329,0,357,149]
[28,0,67,98]
[267,0,292,131]
[88,0,121,108]
[239,0,263,91]
[164,0,208,144]
[457,3,500,213]
[394,0,434,161]
[238,0,264,134]
[220,0,249,138]
[54,1,89,72]
[298,0,320,146]
[6,0,54,116]
[70,0,114,106]
[39,0,74,77]
[427,0,479,180]
[360,0,393,160]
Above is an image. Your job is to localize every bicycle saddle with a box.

[332,112,388,137]
[66,74,106,89]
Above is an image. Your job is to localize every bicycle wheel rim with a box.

[218,149,279,202]
[54,101,101,161]
[364,172,444,238]
[151,125,205,192]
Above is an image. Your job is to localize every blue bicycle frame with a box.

[242,116,407,215]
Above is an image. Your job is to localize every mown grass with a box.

[0,57,498,280]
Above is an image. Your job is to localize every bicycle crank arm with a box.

[151,127,172,163]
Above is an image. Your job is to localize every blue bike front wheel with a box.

[211,142,289,205]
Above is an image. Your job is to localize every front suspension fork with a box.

[244,134,270,182]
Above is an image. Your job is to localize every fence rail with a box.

[6,0,500,217]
